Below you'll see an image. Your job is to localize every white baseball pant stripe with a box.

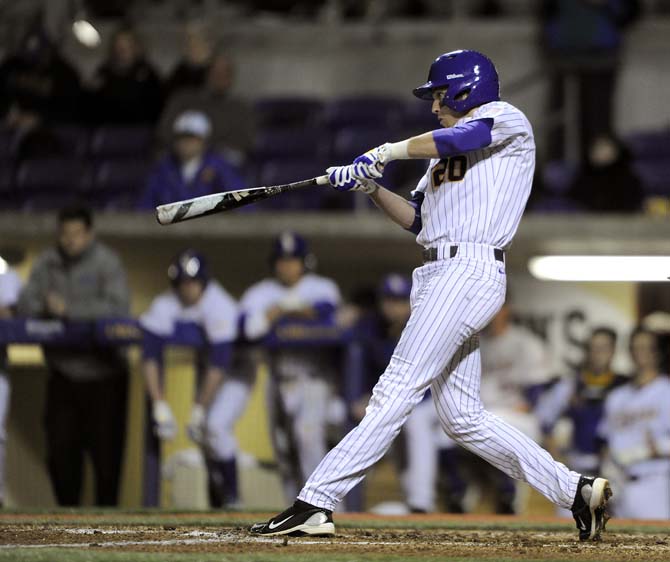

[299,253,580,510]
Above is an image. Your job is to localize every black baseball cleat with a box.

[571,476,612,541]
[249,499,335,536]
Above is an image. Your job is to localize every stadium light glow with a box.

[528,255,670,282]
[72,19,101,48]
[0,257,6,275]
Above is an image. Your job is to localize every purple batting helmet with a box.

[168,250,209,287]
[413,49,500,113]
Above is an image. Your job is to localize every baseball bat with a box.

[155,174,330,225]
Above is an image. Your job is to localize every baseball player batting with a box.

[250,49,611,541]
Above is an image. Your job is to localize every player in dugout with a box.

[140,250,250,508]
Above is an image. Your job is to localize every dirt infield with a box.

[1,519,670,561]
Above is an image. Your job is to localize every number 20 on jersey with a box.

[430,156,468,190]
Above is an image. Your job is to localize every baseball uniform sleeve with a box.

[0,270,22,307]
[200,283,238,343]
[468,102,531,147]
[240,283,273,340]
[140,293,179,337]
[649,380,670,457]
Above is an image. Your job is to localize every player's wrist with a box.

[386,140,410,160]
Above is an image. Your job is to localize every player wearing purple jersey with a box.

[250,49,611,541]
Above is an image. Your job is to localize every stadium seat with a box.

[331,126,396,163]
[0,128,17,160]
[530,196,584,213]
[324,96,405,130]
[15,158,86,195]
[633,161,670,197]
[53,125,90,157]
[84,159,151,209]
[256,158,333,210]
[255,97,324,129]
[403,100,441,135]
[542,160,577,195]
[625,129,670,160]
[253,127,329,160]
[0,165,19,209]
[89,125,153,158]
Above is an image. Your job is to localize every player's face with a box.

[587,333,615,372]
[174,135,206,161]
[58,219,93,259]
[274,257,304,286]
[177,278,205,306]
[432,88,465,128]
[630,332,659,372]
[380,297,410,325]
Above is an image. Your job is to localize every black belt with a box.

[422,245,505,264]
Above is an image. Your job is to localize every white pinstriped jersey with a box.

[140,281,238,344]
[414,101,535,249]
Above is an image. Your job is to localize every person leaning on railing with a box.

[16,205,130,507]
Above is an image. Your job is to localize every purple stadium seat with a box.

[256,158,332,210]
[530,196,584,213]
[254,128,329,160]
[16,158,86,194]
[633,161,670,196]
[542,160,577,195]
[403,100,441,135]
[53,125,90,157]
[255,97,324,129]
[331,126,395,163]
[85,159,151,209]
[324,96,405,130]
[625,130,670,160]
[0,129,17,160]
[90,125,153,158]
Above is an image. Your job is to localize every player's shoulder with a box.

[649,375,670,395]
[300,273,341,296]
[93,241,124,265]
[147,290,180,312]
[202,281,238,308]
[240,278,280,301]
[470,101,531,129]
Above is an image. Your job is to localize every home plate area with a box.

[1,517,670,561]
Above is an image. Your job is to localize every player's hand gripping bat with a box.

[155,175,330,225]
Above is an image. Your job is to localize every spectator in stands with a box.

[164,25,212,98]
[87,27,162,124]
[5,102,64,161]
[0,25,81,123]
[137,110,244,210]
[0,254,22,508]
[17,206,130,507]
[158,53,256,165]
[568,135,644,212]
[540,0,641,161]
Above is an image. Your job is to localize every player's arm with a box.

[326,118,494,190]
[140,329,178,440]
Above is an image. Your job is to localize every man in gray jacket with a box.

[18,206,130,506]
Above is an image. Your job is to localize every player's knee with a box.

[439,409,486,440]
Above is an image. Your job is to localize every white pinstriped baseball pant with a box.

[299,245,581,511]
